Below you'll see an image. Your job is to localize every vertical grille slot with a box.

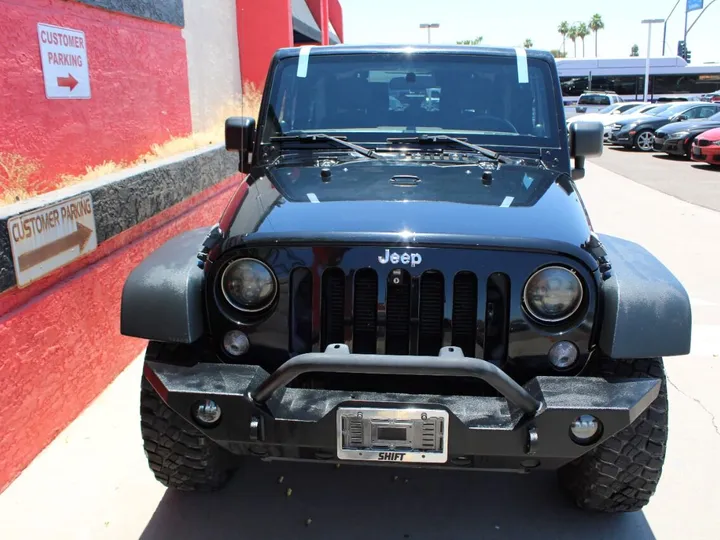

[385,269,411,355]
[484,272,510,363]
[451,272,478,357]
[289,267,313,354]
[321,268,345,350]
[418,271,444,355]
[352,269,378,353]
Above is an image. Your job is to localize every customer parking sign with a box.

[37,23,91,99]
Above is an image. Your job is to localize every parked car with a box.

[608,102,720,151]
[654,112,720,158]
[600,103,663,142]
[121,44,691,514]
[691,127,720,166]
[701,90,720,103]
[567,102,644,129]
[574,91,623,114]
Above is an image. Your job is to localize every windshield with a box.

[598,103,622,114]
[646,104,675,116]
[623,104,648,115]
[657,104,691,118]
[260,52,561,148]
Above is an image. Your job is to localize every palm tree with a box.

[567,25,578,57]
[577,23,590,57]
[523,38,533,49]
[589,14,605,57]
[631,44,639,57]
[558,21,569,55]
[457,36,483,45]
[550,49,568,58]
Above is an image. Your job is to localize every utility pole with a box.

[419,23,439,44]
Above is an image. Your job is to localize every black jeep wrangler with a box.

[121,45,692,513]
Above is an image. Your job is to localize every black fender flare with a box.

[597,233,692,359]
[120,227,209,344]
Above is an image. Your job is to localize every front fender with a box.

[120,227,210,343]
[597,234,691,359]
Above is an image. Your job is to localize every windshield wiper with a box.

[270,134,379,159]
[386,135,512,164]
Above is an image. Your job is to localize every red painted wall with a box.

[236,0,293,89]
[0,177,247,493]
[0,0,192,195]
[306,0,344,43]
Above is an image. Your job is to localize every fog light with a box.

[193,399,221,426]
[223,330,249,356]
[548,341,578,370]
[570,414,601,445]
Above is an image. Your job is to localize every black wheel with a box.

[557,357,668,512]
[634,129,655,152]
[140,343,239,491]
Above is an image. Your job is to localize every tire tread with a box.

[140,343,236,492]
[558,357,668,512]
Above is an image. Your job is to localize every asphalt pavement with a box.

[1,158,720,539]
[590,144,720,212]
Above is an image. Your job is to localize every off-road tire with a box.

[557,357,668,512]
[140,344,238,491]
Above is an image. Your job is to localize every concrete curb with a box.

[0,144,238,293]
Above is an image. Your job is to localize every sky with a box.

[339,0,718,65]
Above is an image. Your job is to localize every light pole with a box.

[641,19,664,102]
[419,23,439,44]
[662,0,681,55]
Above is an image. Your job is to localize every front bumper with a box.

[608,131,633,146]
[654,137,687,154]
[144,346,661,472]
[691,145,720,163]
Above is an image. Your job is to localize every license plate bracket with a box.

[336,407,449,463]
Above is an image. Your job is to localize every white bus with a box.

[556,56,720,106]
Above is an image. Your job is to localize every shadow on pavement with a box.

[139,460,655,540]
[651,154,682,161]
[690,164,720,172]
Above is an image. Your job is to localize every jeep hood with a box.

[220,158,597,267]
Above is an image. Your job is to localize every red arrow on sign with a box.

[57,74,79,91]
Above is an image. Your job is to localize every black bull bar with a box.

[144,345,660,470]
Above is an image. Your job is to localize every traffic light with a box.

[686,49,692,64]
[677,40,687,59]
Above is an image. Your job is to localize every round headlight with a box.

[523,266,583,323]
[221,258,277,312]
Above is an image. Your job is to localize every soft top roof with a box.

[272,44,557,63]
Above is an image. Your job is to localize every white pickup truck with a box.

[572,91,624,116]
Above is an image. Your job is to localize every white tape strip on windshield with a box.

[297,46,312,78]
[515,47,529,84]
[307,192,320,203]
[500,196,514,208]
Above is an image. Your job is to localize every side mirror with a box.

[225,116,256,174]
[568,121,603,180]
[676,114,688,122]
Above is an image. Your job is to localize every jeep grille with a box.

[291,267,511,362]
